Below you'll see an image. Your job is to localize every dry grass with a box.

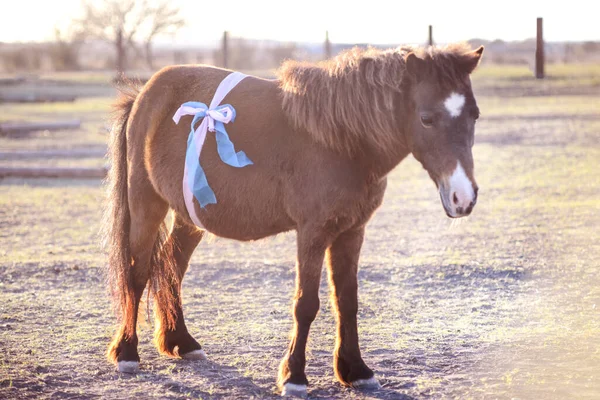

[1,64,599,399]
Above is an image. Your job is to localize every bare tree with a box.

[144,1,185,69]
[50,27,85,71]
[74,0,185,74]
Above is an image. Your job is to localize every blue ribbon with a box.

[183,101,253,208]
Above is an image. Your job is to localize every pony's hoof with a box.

[281,383,308,398]
[117,361,139,373]
[351,376,381,390]
[181,349,207,361]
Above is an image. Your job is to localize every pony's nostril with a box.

[452,192,459,205]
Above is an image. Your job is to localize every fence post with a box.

[535,18,544,79]
[428,25,433,46]
[325,30,332,59]
[222,31,229,69]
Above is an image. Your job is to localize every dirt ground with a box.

[1,65,599,399]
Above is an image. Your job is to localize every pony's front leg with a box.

[326,227,380,389]
[278,228,328,398]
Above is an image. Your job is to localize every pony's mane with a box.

[277,43,475,155]
[408,43,479,90]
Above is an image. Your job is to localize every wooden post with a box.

[535,17,544,79]
[428,25,433,46]
[324,30,332,60]
[222,31,229,69]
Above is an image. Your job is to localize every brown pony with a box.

[104,43,483,397]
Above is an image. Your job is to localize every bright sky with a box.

[0,0,598,45]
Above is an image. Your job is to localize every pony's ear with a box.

[405,52,427,81]
[461,46,484,74]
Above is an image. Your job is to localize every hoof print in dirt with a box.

[181,349,207,361]
[116,361,139,374]
[351,376,382,390]
[281,383,308,398]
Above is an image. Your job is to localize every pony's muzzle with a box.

[440,185,477,218]
[451,185,478,216]
[438,161,478,218]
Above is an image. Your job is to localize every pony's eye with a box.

[420,114,434,128]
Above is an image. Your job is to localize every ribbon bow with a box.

[173,100,253,209]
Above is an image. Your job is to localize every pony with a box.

[104,43,483,397]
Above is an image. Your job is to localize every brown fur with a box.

[104,43,483,391]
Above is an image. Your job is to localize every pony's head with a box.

[403,45,483,218]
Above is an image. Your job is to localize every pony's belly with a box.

[194,200,295,241]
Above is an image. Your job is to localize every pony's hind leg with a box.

[106,170,169,373]
[154,214,206,360]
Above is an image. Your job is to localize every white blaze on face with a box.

[448,161,475,213]
[444,92,466,118]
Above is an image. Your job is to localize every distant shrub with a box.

[1,48,42,72]
[49,41,81,71]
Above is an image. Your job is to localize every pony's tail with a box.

[150,221,180,336]
[103,83,139,339]
[103,82,181,347]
